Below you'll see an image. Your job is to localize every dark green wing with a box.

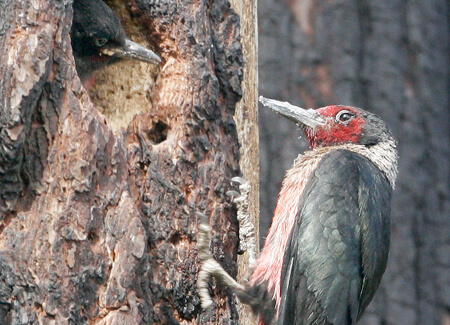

[277,149,392,325]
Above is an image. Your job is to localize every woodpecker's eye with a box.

[336,110,355,124]
[94,38,108,47]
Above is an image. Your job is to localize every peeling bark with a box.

[0,0,245,324]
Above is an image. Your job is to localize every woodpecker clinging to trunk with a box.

[71,0,161,87]
[198,97,398,325]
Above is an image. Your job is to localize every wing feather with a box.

[277,149,392,325]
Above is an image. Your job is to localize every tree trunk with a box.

[229,0,259,324]
[0,0,248,324]
[258,0,450,324]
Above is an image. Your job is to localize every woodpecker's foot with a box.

[197,212,245,310]
[227,177,257,267]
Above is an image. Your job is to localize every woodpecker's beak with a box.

[259,96,325,128]
[101,38,161,65]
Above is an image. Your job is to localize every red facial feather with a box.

[306,106,365,148]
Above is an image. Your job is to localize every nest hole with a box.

[147,120,170,144]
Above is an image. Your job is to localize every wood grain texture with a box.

[229,0,259,323]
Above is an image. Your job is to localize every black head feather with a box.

[71,0,160,82]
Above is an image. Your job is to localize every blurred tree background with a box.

[257,0,449,324]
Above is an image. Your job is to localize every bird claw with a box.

[226,190,241,199]
[228,177,251,206]
[229,177,256,267]
[231,177,250,196]
[196,176,256,312]
[197,212,215,309]
[197,212,245,311]
[231,176,247,184]
[196,211,209,226]
[196,212,212,262]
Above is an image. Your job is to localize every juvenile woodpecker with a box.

[198,97,398,325]
[71,0,161,87]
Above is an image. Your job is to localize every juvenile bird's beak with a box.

[101,38,161,65]
[259,96,325,128]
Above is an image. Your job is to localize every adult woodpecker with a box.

[71,0,161,87]
[198,97,398,325]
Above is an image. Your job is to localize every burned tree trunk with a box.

[0,0,247,324]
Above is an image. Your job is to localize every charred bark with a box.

[0,0,245,324]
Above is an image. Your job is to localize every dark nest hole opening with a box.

[146,120,170,144]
